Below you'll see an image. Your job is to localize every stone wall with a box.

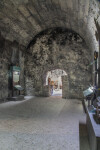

[62,76,69,99]
[0,33,25,101]
[25,28,92,99]
[0,0,99,55]
[19,48,25,95]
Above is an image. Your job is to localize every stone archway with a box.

[25,27,92,99]
[44,69,67,97]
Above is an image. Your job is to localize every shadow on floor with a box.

[79,123,90,150]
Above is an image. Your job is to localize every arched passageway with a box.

[0,0,100,101]
[0,1,100,149]
[45,69,67,97]
[25,27,92,99]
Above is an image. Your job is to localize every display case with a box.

[9,66,23,96]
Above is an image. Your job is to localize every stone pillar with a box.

[94,19,100,95]
[62,76,69,99]
[98,40,100,94]
[19,51,25,95]
[42,85,50,97]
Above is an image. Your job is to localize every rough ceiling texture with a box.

[0,0,100,51]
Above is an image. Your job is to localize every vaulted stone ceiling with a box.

[0,0,100,51]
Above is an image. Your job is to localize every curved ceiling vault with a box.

[0,0,100,52]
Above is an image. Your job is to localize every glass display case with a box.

[9,66,23,96]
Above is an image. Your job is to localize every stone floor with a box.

[52,89,62,97]
[0,96,90,150]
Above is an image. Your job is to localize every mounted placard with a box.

[9,66,23,96]
[10,66,21,71]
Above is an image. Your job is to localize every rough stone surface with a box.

[0,0,100,100]
[25,28,92,99]
[0,96,87,150]
[0,0,99,52]
[0,33,25,101]
[62,76,69,99]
